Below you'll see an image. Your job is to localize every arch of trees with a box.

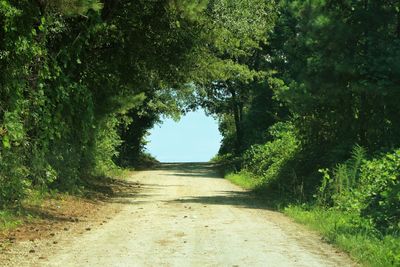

[1,0,399,234]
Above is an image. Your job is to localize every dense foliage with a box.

[0,1,169,204]
[210,0,400,238]
[317,147,400,233]
[0,0,280,206]
[0,0,262,206]
[1,1,399,262]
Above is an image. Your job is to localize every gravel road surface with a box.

[35,163,355,267]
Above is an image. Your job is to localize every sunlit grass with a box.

[225,171,400,267]
[0,210,23,231]
[226,171,261,190]
[284,206,400,267]
[0,189,50,231]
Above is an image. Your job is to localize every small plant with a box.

[315,145,367,212]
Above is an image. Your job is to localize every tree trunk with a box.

[229,87,243,155]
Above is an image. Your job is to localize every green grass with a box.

[0,189,48,232]
[0,210,23,231]
[225,171,400,267]
[284,206,400,267]
[226,171,261,190]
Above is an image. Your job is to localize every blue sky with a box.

[145,109,222,162]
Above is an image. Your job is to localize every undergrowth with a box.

[284,206,400,267]
[224,169,400,266]
[226,171,261,190]
[217,118,400,266]
[0,210,22,231]
[0,187,59,231]
[0,168,135,233]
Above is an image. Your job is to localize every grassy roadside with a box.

[226,172,261,190]
[0,170,135,234]
[0,189,54,232]
[0,210,23,232]
[226,172,400,267]
[285,206,400,267]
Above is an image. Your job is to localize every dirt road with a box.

[24,163,355,266]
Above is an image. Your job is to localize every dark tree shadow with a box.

[154,162,216,172]
[165,190,287,211]
[154,162,222,179]
[84,163,291,209]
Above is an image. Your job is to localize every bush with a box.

[211,153,242,175]
[360,150,400,233]
[241,122,301,194]
[317,147,400,233]
[316,145,367,210]
[0,150,30,207]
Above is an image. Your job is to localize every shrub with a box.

[360,150,400,233]
[316,145,367,211]
[0,150,30,207]
[241,122,301,194]
[317,147,400,233]
[212,153,242,175]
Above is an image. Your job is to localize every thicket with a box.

[0,0,279,207]
[208,3,400,264]
[211,0,400,238]
[0,0,197,206]
[0,0,187,206]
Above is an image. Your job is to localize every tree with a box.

[193,0,278,155]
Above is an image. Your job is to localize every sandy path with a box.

[37,163,355,267]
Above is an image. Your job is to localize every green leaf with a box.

[2,135,10,149]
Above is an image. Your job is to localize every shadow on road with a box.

[166,191,283,211]
[96,163,286,210]
[156,162,222,179]
[153,162,215,171]
[156,163,284,210]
